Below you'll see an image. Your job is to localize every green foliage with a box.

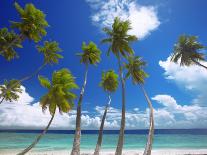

[171,35,206,66]
[77,41,101,65]
[38,68,78,115]
[38,76,51,89]
[0,79,22,102]
[0,28,22,61]
[11,2,49,42]
[37,41,63,64]
[100,70,119,93]
[102,17,137,58]
[125,56,148,84]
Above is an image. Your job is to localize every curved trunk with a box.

[0,97,5,104]
[0,63,46,99]
[192,59,207,70]
[94,95,111,155]
[17,108,56,155]
[70,65,88,155]
[19,63,46,83]
[141,86,154,155]
[115,55,126,155]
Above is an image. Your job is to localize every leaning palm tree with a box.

[102,17,137,155]
[71,41,101,155]
[125,56,154,155]
[171,35,207,69]
[18,41,63,83]
[0,2,48,60]
[94,70,118,155]
[0,79,22,104]
[0,41,62,99]
[17,68,78,155]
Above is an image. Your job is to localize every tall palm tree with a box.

[125,56,154,155]
[71,42,101,155]
[171,35,207,69]
[0,2,48,60]
[0,79,22,104]
[102,17,137,155]
[0,41,62,99]
[94,70,118,155]
[17,68,78,155]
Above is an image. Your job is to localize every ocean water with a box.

[0,129,207,151]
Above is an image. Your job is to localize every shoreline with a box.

[2,149,207,155]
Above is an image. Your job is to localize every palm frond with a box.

[102,17,137,58]
[171,35,206,66]
[99,70,119,93]
[39,68,78,115]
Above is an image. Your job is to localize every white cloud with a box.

[152,94,207,128]
[86,0,160,39]
[159,56,207,105]
[0,86,127,129]
[1,86,207,129]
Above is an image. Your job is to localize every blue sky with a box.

[1,0,207,129]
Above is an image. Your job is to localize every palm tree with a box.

[171,35,207,69]
[19,41,63,82]
[17,68,78,155]
[0,2,48,60]
[94,70,118,155]
[125,56,154,155]
[71,41,101,155]
[11,2,48,43]
[0,28,22,61]
[0,41,62,100]
[0,79,22,104]
[102,17,137,155]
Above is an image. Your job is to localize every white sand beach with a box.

[1,149,207,155]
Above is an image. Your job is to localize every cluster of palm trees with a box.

[1,2,206,155]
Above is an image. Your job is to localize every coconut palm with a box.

[19,41,63,82]
[0,2,48,60]
[125,56,154,155]
[94,70,118,155]
[17,68,78,155]
[0,79,22,104]
[71,41,101,155]
[0,28,22,61]
[171,35,207,69]
[0,41,62,99]
[102,17,137,155]
[11,2,48,42]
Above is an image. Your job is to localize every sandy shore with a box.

[1,149,207,155]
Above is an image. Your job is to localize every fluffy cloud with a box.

[86,0,160,39]
[1,86,207,129]
[159,57,207,105]
[0,86,139,129]
[152,94,207,128]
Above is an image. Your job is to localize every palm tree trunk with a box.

[192,59,207,70]
[0,97,5,104]
[115,55,126,155]
[19,63,46,83]
[0,63,46,99]
[141,86,154,155]
[17,108,56,155]
[94,94,111,155]
[70,65,88,155]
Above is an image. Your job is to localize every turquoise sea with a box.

[0,129,207,151]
